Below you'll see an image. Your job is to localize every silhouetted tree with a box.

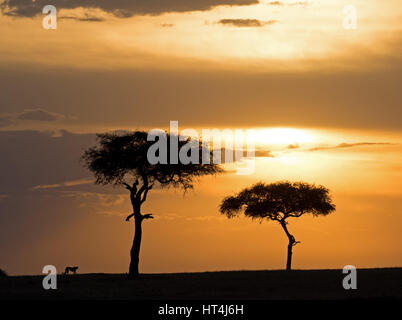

[220,181,335,270]
[82,131,223,278]
[0,268,7,277]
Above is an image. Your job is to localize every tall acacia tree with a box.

[220,181,335,271]
[82,131,223,278]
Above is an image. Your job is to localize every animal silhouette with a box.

[64,266,78,274]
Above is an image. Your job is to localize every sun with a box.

[248,128,315,145]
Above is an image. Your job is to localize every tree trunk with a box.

[124,181,153,279]
[128,212,142,279]
[286,240,293,271]
[280,220,297,271]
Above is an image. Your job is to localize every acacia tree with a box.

[220,181,335,271]
[82,131,223,278]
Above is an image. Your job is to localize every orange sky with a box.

[0,0,401,275]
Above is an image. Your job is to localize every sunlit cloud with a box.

[31,178,93,191]
[308,142,395,152]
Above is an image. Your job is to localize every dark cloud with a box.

[0,0,258,18]
[0,117,11,128]
[1,64,402,131]
[161,23,174,28]
[254,149,275,157]
[217,18,276,27]
[0,108,70,128]
[0,130,95,193]
[309,142,395,152]
[267,1,283,5]
[60,15,105,22]
[287,144,300,149]
[16,108,62,121]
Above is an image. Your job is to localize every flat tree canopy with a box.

[83,131,223,189]
[220,181,335,270]
[220,181,335,220]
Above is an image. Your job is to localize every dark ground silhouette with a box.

[0,268,401,300]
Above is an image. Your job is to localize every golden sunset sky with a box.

[0,0,401,275]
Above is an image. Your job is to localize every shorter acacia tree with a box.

[220,181,335,270]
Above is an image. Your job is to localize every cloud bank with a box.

[1,0,258,18]
[0,108,71,128]
[217,18,276,27]
[309,142,394,152]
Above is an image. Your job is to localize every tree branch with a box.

[124,180,140,207]
[123,180,139,192]
[141,213,154,220]
[141,184,153,203]
[132,180,139,194]
[125,213,154,222]
[134,175,148,198]
[289,211,304,218]
[279,219,299,245]
[123,182,132,191]
[125,213,135,221]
